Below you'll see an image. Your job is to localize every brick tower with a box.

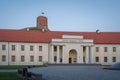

[36,16,48,30]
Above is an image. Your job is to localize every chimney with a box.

[36,16,48,30]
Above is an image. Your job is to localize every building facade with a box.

[0,16,120,65]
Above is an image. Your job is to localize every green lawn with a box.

[0,65,44,70]
[0,72,31,80]
[0,65,26,70]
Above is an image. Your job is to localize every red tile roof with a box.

[0,29,120,44]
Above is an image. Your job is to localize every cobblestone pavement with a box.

[28,66,120,80]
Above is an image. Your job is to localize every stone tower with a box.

[36,16,49,30]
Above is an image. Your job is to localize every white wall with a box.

[0,41,120,65]
[94,44,120,65]
[0,42,49,65]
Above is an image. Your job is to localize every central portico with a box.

[49,35,94,64]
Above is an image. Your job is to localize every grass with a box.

[0,65,44,70]
[0,65,26,70]
[0,72,31,80]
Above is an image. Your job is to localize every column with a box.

[91,46,94,64]
[86,46,89,64]
[77,50,80,63]
[57,46,60,63]
[79,46,83,63]
[62,46,65,63]
[89,47,91,63]
[50,45,54,63]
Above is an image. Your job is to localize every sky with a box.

[0,0,120,32]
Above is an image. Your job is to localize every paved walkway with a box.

[28,65,120,80]
[0,70,17,72]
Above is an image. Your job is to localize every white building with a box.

[0,16,120,65]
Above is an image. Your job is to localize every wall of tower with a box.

[36,16,48,30]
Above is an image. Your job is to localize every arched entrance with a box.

[69,49,77,63]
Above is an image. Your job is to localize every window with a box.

[21,56,25,62]
[96,47,99,52]
[54,56,57,62]
[30,46,33,51]
[11,55,15,62]
[104,47,107,52]
[96,57,99,62]
[2,45,6,50]
[39,46,42,51]
[2,55,6,62]
[30,56,34,62]
[21,45,24,51]
[104,57,107,62]
[83,56,85,62]
[60,58,62,62]
[113,47,116,52]
[39,56,42,62]
[54,46,57,52]
[113,57,116,62]
[12,45,15,51]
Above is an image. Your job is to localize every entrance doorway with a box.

[69,49,77,63]
[69,58,72,63]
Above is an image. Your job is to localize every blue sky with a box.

[0,0,120,32]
